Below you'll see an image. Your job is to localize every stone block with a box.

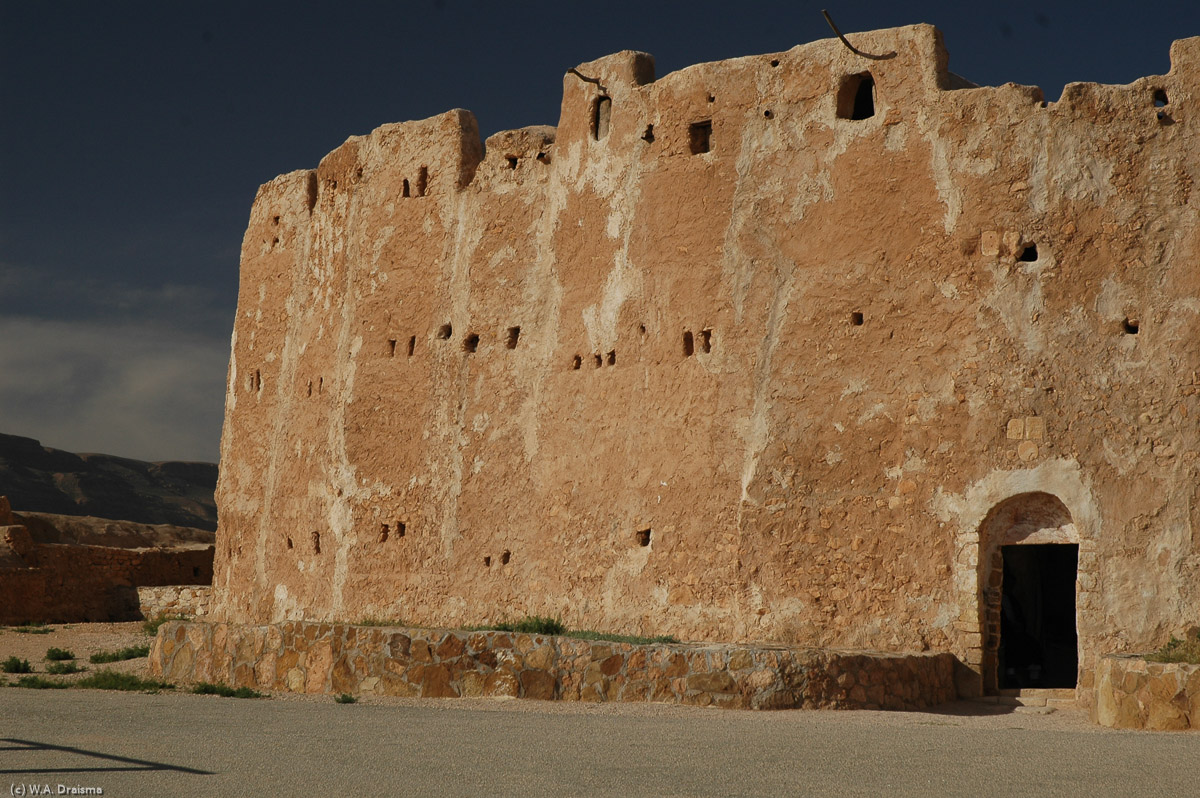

[518,669,555,700]
[525,645,555,671]
[483,671,519,698]
[1006,418,1024,440]
[687,671,736,694]
[980,231,1001,256]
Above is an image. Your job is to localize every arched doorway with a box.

[977,492,1079,693]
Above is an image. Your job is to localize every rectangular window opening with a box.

[463,333,480,353]
[700,329,712,353]
[416,166,428,196]
[837,72,875,120]
[593,96,612,140]
[635,528,651,547]
[606,350,616,366]
[688,120,712,154]
[402,179,411,198]
[396,521,406,537]
[572,355,582,370]
[387,339,397,357]
[683,331,695,357]
[506,326,521,349]
[436,323,453,340]
[407,336,416,357]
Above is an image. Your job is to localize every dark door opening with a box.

[999,543,1078,689]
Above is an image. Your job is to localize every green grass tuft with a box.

[1146,630,1200,664]
[13,623,53,635]
[143,614,190,636]
[45,647,75,661]
[2,656,33,674]
[461,616,678,646]
[334,693,358,704]
[45,661,85,675]
[191,682,265,698]
[565,630,681,646]
[75,670,173,692]
[89,645,150,664]
[473,616,566,636]
[14,675,69,689]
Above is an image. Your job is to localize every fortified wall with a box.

[211,24,1200,698]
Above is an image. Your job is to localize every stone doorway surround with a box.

[935,459,1100,702]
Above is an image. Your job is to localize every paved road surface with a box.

[2,690,1197,797]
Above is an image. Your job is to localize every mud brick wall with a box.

[211,21,1200,706]
[1094,655,1200,730]
[0,534,213,624]
[150,620,958,710]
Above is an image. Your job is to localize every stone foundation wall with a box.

[138,586,212,619]
[1093,655,1200,730]
[150,620,958,710]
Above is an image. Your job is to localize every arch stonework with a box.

[975,492,1080,692]
[938,459,1100,698]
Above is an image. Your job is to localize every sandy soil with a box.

[0,620,151,684]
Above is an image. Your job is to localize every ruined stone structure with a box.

[211,24,1200,702]
[0,497,214,624]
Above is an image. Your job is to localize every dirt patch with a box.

[0,621,151,684]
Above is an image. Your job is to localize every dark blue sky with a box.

[1,0,1196,462]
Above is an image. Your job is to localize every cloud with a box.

[0,316,228,462]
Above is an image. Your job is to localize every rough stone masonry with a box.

[208,24,1200,704]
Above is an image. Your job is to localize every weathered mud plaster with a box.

[211,24,1200,703]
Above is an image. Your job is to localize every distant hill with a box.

[0,433,217,531]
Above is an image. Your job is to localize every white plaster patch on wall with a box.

[582,251,641,350]
[918,109,962,234]
[931,457,1100,540]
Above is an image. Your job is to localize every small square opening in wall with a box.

[463,333,480,353]
[286,537,293,550]
[1154,89,1169,107]
[572,355,582,370]
[837,72,875,120]
[388,339,397,357]
[700,329,712,353]
[416,166,428,197]
[689,121,712,154]
[1122,317,1140,334]
[850,312,864,326]
[483,556,491,567]
[312,531,321,555]
[396,521,406,538]
[606,350,616,366]
[683,331,695,357]
[1018,244,1038,262]
[501,550,511,565]
[506,326,521,349]
[402,179,411,198]
[635,528,651,547]
[407,336,416,357]
[436,323,453,340]
[593,354,603,368]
